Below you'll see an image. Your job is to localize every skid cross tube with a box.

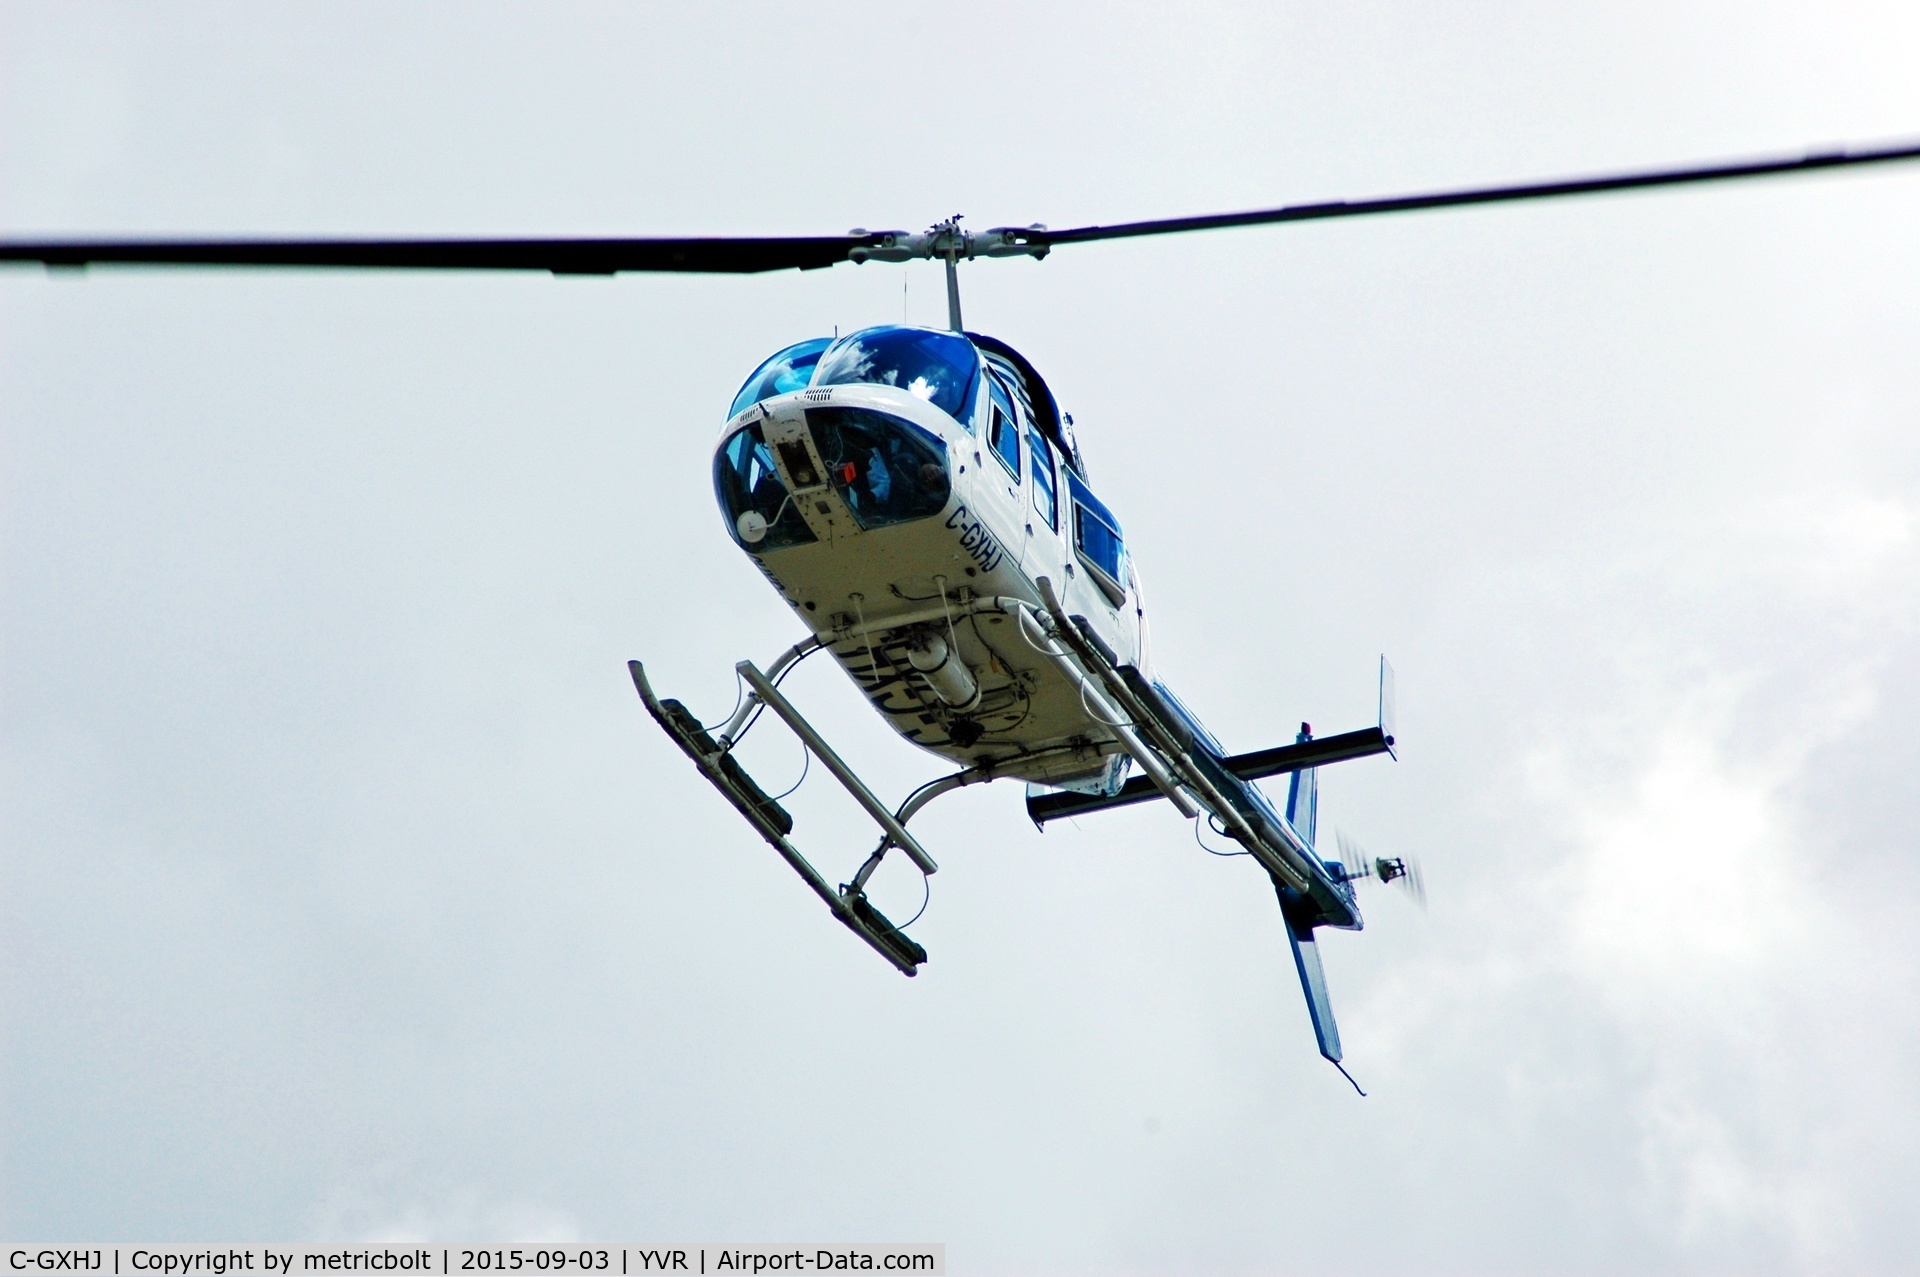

[715,636,821,747]
[631,660,928,974]
[627,659,922,975]
[737,660,939,875]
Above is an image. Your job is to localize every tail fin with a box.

[1284,721,1318,845]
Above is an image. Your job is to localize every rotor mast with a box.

[938,216,964,330]
[945,255,963,332]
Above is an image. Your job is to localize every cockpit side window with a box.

[987,373,1023,480]
[807,407,952,531]
[988,409,1021,482]
[978,343,1088,477]
[983,351,1038,426]
[1027,426,1057,529]
[714,422,820,551]
[987,370,1015,424]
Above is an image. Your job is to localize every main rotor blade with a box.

[7,138,1918,275]
[1039,140,1920,246]
[0,234,866,274]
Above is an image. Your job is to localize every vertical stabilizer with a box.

[1284,721,1318,845]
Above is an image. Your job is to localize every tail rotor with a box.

[1335,830,1426,911]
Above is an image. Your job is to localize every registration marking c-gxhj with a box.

[944,503,1007,574]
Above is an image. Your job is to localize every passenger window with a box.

[1027,428,1057,528]
[989,404,1022,480]
[1066,470,1127,605]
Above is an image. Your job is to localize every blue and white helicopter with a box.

[9,139,1916,1084]
[639,313,1407,1093]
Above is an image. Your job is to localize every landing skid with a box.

[627,656,933,975]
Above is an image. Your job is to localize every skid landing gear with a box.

[628,654,935,975]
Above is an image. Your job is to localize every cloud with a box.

[311,1182,582,1244]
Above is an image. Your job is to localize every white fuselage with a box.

[715,345,1150,794]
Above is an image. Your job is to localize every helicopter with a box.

[7,138,1918,1089]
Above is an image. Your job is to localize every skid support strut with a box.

[628,657,931,975]
[736,661,938,874]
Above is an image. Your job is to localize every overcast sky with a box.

[5,3,1920,1273]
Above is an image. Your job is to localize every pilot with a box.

[872,437,948,515]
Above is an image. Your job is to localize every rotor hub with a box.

[846,218,1051,266]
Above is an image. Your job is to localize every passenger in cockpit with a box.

[865,448,892,507]
[866,434,948,518]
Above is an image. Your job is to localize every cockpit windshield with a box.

[811,326,979,430]
[729,337,832,419]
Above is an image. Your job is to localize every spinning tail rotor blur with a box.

[1338,830,1426,911]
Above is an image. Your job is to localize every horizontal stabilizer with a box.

[1027,656,1396,827]
[1027,724,1391,825]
